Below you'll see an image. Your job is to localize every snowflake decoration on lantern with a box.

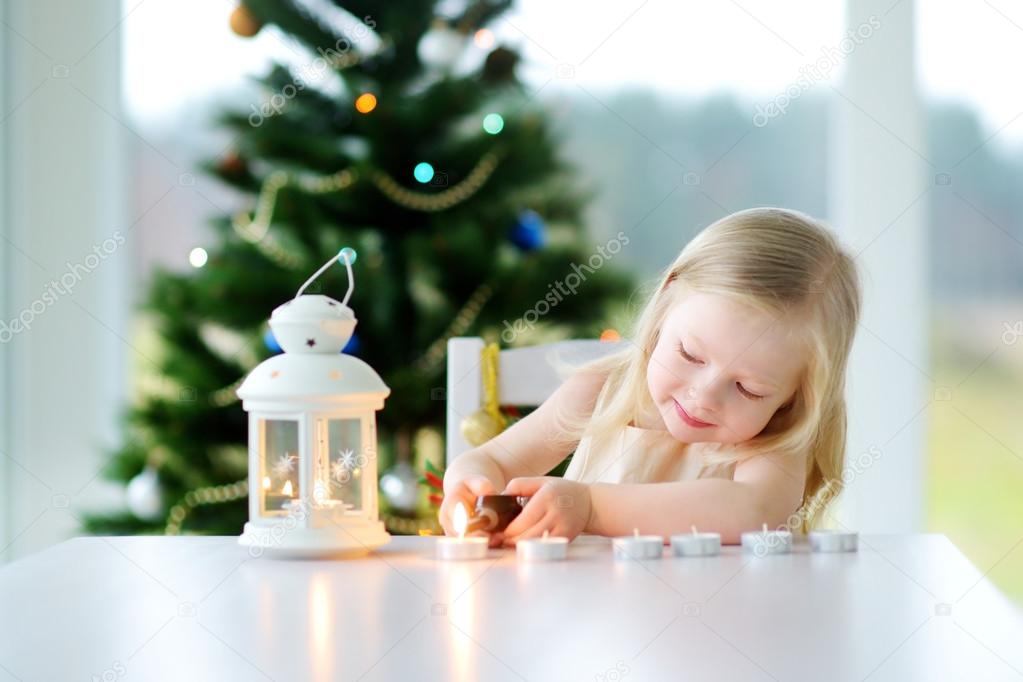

[273,452,297,477]
[332,448,356,484]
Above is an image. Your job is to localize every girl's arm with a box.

[444,368,609,491]
[585,448,808,543]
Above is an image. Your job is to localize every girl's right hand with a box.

[439,474,501,546]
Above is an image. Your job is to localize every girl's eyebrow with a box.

[686,333,781,390]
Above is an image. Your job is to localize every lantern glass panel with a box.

[316,417,364,514]
[259,418,300,516]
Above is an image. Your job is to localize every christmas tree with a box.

[83,0,633,536]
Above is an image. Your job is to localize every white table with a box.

[1,534,1021,681]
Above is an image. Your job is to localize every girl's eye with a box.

[737,383,764,400]
[676,342,700,363]
[678,341,764,400]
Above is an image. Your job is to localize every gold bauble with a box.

[460,408,504,447]
[230,5,262,37]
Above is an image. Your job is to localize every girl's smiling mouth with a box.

[674,399,714,427]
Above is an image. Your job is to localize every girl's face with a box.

[645,290,806,444]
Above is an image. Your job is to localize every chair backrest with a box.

[445,336,627,464]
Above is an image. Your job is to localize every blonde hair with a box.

[550,207,861,531]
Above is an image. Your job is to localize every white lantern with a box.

[237,249,391,558]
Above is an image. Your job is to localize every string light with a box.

[413,162,435,184]
[355,93,377,114]
[338,247,357,265]
[189,247,208,268]
[473,28,494,48]
[482,113,504,134]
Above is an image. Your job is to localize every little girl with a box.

[440,207,861,547]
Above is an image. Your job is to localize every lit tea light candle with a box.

[671,525,721,557]
[613,528,663,560]
[741,523,792,556]
[809,529,858,553]
[517,530,568,562]
[436,502,489,561]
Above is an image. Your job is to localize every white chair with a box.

[445,337,628,464]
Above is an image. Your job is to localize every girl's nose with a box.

[687,381,724,413]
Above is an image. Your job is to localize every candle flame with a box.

[262,476,271,491]
[762,523,768,533]
[691,525,698,536]
[542,529,549,541]
[453,501,469,538]
[633,528,639,539]
[282,480,293,496]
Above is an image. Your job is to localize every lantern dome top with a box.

[237,352,389,407]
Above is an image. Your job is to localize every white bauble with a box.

[380,461,420,514]
[126,466,164,522]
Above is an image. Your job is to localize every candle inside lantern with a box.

[809,529,858,553]
[436,502,489,561]
[741,523,793,556]
[263,476,299,512]
[517,530,569,562]
[671,525,722,557]
[612,528,663,561]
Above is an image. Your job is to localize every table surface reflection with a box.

[1,533,1021,681]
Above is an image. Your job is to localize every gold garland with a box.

[231,150,502,269]
[413,280,494,373]
[458,342,508,447]
[367,151,501,212]
[210,376,246,408]
[165,478,248,535]
[231,169,356,268]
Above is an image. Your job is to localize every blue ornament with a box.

[264,328,282,353]
[342,331,360,355]
[510,210,546,251]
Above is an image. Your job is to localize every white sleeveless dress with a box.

[562,423,736,484]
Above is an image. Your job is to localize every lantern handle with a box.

[295,248,356,306]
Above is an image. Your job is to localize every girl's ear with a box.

[661,272,678,292]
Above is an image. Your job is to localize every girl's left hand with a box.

[497,476,592,546]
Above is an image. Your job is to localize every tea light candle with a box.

[809,529,858,553]
[613,528,663,560]
[516,530,568,562]
[436,502,488,561]
[671,525,721,557]
[741,523,792,555]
